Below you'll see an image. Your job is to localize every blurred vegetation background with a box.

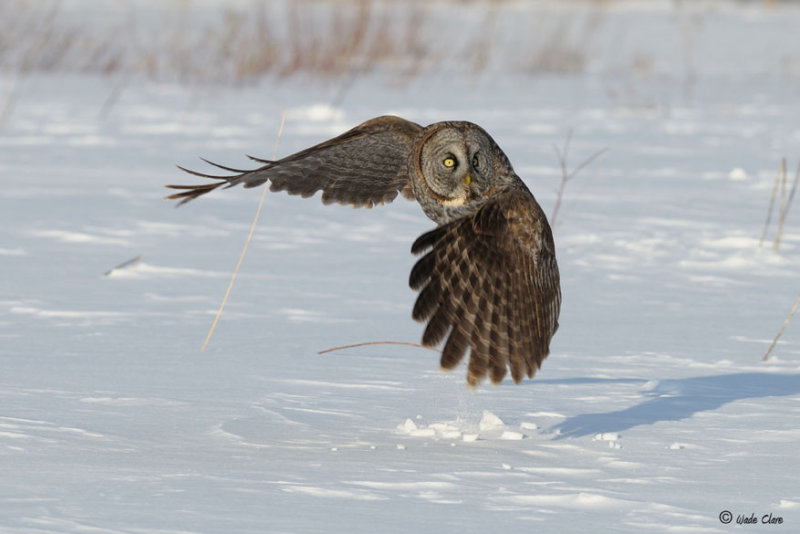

[1,0,798,85]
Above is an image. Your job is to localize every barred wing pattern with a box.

[166,116,423,207]
[167,115,562,386]
[409,186,560,386]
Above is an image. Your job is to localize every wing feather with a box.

[166,115,422,207]
[409,185,561,386]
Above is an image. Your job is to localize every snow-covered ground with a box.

[2,2,800,533]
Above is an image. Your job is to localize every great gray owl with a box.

[166,115,561,387]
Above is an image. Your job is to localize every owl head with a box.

[411,121,511,223]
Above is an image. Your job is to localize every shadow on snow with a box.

[546,372,800,438]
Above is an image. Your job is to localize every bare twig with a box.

[774,158,789,249]
[201,110,288,352]
[760,159,784,247]
[761,158,799,250]
[319,340,440,355]
[103,254,142,276]
[763,294,800,362]
[789,161,800,213]
[774,160,800,250]
[550,130,608,227]
[0,75,25,130]
[550,130,573,227]
[98,69,134,120]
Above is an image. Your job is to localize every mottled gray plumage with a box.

[166,115,561,386]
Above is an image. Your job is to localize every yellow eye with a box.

[472,156,479,168]
[443,157,456,168]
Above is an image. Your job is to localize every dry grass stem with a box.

[103,255,142,276]
[97,69,134,120]
[762,294,800,362]
[774,161,800,250]
[760,158,784,247]
[760,158,799,250]
[318,340,441,356]
[201,110,288,353]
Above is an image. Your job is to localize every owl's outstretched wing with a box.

[409,185,561,386]
[166,115,423,207]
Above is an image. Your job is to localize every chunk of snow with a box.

[594,433,620,441]
[479,410,504,431]
[728,167,747,180]
[397,419,417,434]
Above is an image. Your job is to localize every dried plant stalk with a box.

[201,111,288,352]
[760,158,784,247]
[774,160,800,250]
[762,295,800,362]
[103,255,142,276]
[319,340,440,355]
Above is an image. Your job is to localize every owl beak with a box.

[464,172,472,187]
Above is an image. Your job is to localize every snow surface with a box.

[3,2,800,533]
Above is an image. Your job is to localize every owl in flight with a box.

[166,116,561,387]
